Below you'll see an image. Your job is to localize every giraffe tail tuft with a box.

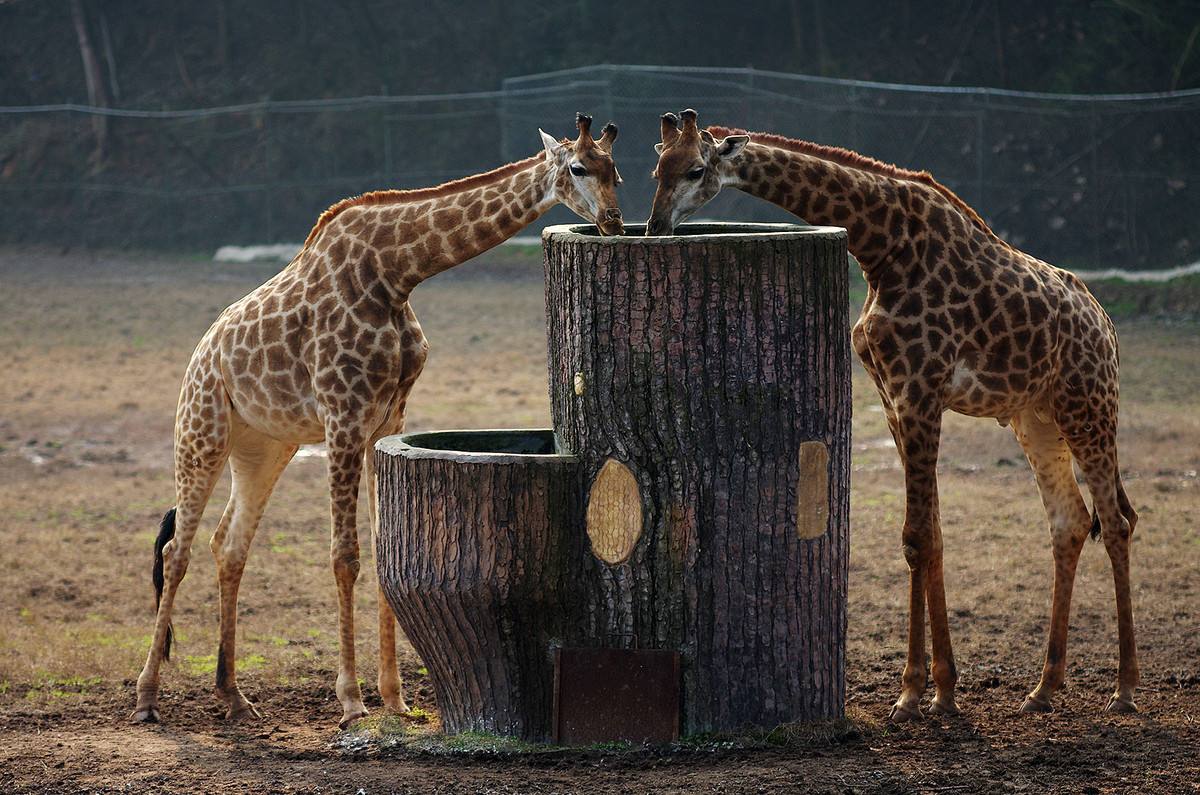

[153,507,177,661]
[1089,509,1101,542]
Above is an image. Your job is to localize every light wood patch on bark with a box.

[586,458,643,564]
[797,440,831,540]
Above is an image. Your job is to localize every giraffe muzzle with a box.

[598,207,624,236]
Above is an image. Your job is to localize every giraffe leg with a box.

[366,447,408,713]
[889,407,944,723]
[326,434,369,728]
[133,396,231,723]
[1072,439,1139,714]
[1011,408,1092,713]
[210,431,296,721]
[925,530,959,717]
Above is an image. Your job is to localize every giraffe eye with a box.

[687,167,705,180]
[569,163,588,177]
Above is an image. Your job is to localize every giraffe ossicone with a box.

[131,112,624,728]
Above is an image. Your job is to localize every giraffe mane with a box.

[707,126,994,236]
[303,151,549,247]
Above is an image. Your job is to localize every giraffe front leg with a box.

[925,546,959,716]
[327,440,369,728]
[888,406,944,723]
[365,444,407,714]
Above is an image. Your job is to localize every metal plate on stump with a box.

[553,648,680,745]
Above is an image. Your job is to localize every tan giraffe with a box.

[132,114,624,728]
[647,109,1138,721]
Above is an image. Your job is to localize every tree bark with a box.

[543,222,852,731]
[69,0,108,162]
[374,430,580,741]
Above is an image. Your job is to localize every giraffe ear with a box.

[539,128,565,159]
[715,135,749,160]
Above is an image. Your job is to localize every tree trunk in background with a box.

[374,432,581,741]
[70,0,109,163]
[543,223,852,731]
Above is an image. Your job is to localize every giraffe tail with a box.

[153,507,177,661]
[1089,510,1101,541]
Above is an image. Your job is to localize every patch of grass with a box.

[183,654,217,676]
[417,730,549,756]
[183,653,265,677]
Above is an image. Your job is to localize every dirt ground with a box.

[1,246,1198,794]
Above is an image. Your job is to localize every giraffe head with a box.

[539,112,624,235]
[646,109,749,236]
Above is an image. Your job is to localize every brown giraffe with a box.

[132,114,624,728]
[647,109,1138,720]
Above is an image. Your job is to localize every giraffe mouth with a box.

[596,209,624,236]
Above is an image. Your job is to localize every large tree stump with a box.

[374,430,579,740]
[543,222,851,731]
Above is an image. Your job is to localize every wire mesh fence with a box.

[2,65,1197,269]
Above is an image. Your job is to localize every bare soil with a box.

[1,247,1198,794]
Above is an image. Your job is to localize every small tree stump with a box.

[374,430,579,740]
[543,223,851,731]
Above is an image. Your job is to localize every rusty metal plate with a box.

[553,647,680,745]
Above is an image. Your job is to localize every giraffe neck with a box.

[318,155,557,298]
[730,141,986,286]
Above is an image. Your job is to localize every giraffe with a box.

[132,113,624,728]
[647,109,1138,721]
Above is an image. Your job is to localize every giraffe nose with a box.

[605,207,622,221]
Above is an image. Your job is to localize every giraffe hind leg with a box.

[210,431,297,721]
[1011,407,1092,714]
[1065,423,1139,713]
[133,394,231,722]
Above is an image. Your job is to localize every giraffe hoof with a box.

[928,697,960,717]
[1105,694,1138,714]
[382,698,411,715]
[888,702,923,723]
[339,706,370,729]
[130,706,161,724]
[1020,694,1053,713]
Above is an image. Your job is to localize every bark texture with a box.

[543,223,852,731]
[374,431,580,741]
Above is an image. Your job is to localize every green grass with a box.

[182,653,266,677]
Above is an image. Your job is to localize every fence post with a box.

[1089,99,1099,267]
[264,107,274,243]
[975,109,986,216]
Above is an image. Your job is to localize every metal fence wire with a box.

[2,65,1197,270]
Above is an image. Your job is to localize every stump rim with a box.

[543,222,848,246]
[375,428,579,466]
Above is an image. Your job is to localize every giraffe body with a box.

[133,115,623,727]
[648,110,1138,719]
